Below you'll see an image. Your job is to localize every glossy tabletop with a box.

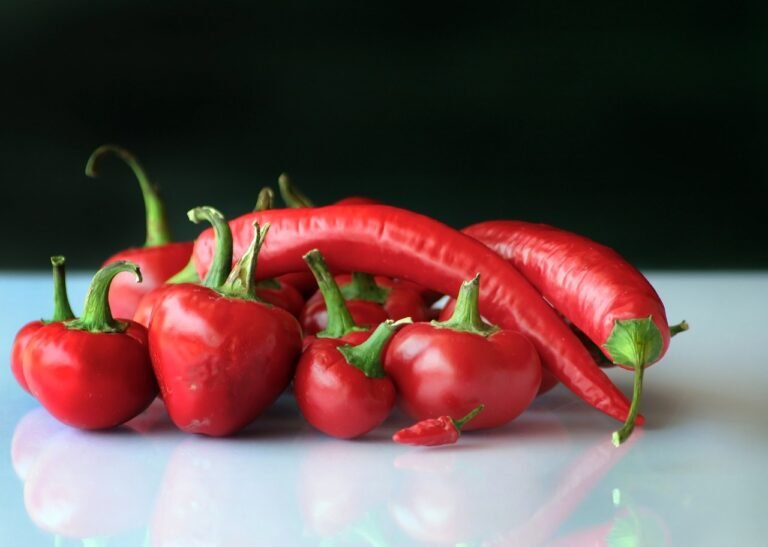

[1,272,766,546]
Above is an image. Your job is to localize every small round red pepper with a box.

[86,145,193,319]
[11,256,76,394]
[385,274,541,430]
[393,404,485,447]
[149,220,302,436]
[23,261,158,429]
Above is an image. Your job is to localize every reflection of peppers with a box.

[86,145,193,319]
[192,205,640,426]
[149,221,302,436]
[23,261,158,429]
[393,404,484,446]
[385,275,541,430]
[11,256,76,394]
[463,221,686,444]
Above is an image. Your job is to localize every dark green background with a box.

[2,1,765,270]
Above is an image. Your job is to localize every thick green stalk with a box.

[670,320,689,337]
[432,274,499,336]
[337,318,412,378]
[340,272,390,304]
[85,144,172,247]
[278,172,315,208]
[187,206,232,289]
[254,187,275,212]
[66,261,141,333]
[220,222,269,300]
[48,256,75,322]
[612,364,644,447]
[303,249,367,339]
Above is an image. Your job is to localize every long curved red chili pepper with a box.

[191,205,641,427]
[463,220,684,444]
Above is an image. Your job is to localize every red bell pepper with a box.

[191,205,642,429]
[393,404,484,446]
[23,261,158,429]
[86,144,193,319]
[294,258,410,439]
[385,274,541,429]
[463,220,688,444]
[11,256,76,394]
[149,220,303,436]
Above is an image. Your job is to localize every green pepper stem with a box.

[49,256,75,322]
[431,274,499,336]
[221,221,269,300]
[254,187,275,212]
[187,206,232,289]
[670,320,689,337]
[612,363,644,447]
[340,272,390,304]
[278,172,315,208]
[303,249,367,339]
[452,404,485,431]
[166,260,200,284]
[337,318,412,378]
[85,144,172,247]
[66,261,141,333]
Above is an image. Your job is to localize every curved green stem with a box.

[340,272,390,304]
[48,256,75,322]
[337,318,412,378]
[187,206,233,289]
[85,144,172,247]
[254,187,275,212]
[612,363,644,447]
[278,172,315,208]
[431,274,499,336]
[303,249,367,339]
[452,404,485,431]
[221,221,269,300]
[66,261,141,333]
[670,320,689,337]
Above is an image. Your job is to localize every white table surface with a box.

[1,271,766,546]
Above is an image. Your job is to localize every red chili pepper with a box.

[85,145,193,319]
[295,268,410,438]
[386,275,541,429]
[23,261,158,429]
[11,256,76,394]
[191,205,641,428]
[393,404,485,446]
[149,219,302,436]
[463,220,686,444]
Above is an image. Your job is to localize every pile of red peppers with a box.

[11,145,688,447]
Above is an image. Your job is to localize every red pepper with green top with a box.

[23,261,158,429]
[11,256,76,394]
[86,145,192,319]
[393,404,485,447]
[149,220,302,436]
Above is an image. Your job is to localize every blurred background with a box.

[1,1,765,270]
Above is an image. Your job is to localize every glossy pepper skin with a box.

[393,405,484,447]
[23,262,158,429]
[149,219,302,436]
[295,316,410,439]
[86,144,193,319]
[463,220,686,444]
[386,275,541,430]
[11,256,76,393]
[191,205,640,427]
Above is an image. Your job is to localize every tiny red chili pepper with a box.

[149,218,302,437]
[23,261,158,429]
[385,274,541,430]
[86,145,193,319]
[11,256,76,394]
[393,404,485,447]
